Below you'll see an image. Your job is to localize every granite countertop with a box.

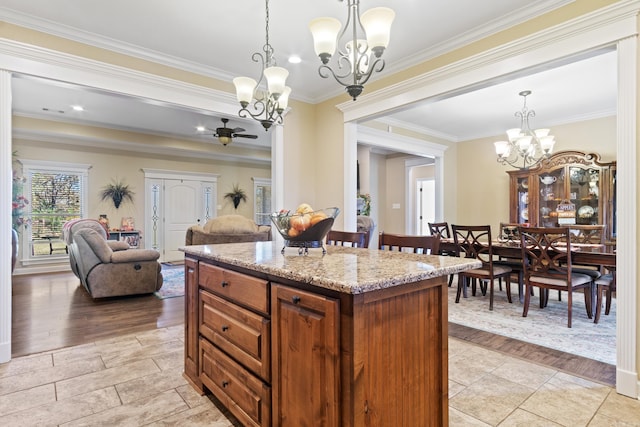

[181,241,481,294]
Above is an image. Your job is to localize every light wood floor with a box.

[10,270,615,386]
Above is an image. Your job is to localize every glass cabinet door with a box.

[537,168,564,226]
[516,177,529,224]
[570,166,600,225]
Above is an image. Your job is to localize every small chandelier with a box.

[233,0,291,131]
[494,90,556,169]
[309,0,395,101]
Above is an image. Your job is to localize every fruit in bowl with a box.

[271,204,340,242]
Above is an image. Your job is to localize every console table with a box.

[107,230,140,248]
[181,242,480,427]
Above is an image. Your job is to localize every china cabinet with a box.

[507,151,616,243]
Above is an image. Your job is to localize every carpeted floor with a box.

[155,264,185,299]
[447,281,616,365]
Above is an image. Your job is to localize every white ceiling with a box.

[1,0,617,151]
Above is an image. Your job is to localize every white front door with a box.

[163,180,202,262]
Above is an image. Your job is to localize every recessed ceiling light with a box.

[288,55,301,64]
[196,126,206,132]
[71,105,84,111]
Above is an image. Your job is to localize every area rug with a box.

[447,283,616,365]
[155,264,185,299]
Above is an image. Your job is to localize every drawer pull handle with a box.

[221,281,229,288]
[292,296,301,304]
[221,325,229,332]
[222,381,229,388]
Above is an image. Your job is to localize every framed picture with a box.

[121,217,135,231]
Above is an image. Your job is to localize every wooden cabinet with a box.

[271,284,340,426]
[184,254,449,427]
[508,151,616,242]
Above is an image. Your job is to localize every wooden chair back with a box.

[451,224,494,264]
[326,230,367,248]
[428,222,451,239]
[518,226,593,327]
[378,232,440,254]
[499,222,522,241]
[569,224,606,245]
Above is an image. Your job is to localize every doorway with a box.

[143,169,218,262]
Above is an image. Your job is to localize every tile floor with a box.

[1,325,639,426]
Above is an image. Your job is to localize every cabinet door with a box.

[537,167,565,226]
[183,258,202,391]
[569,166,601,225]
[271,284,340,427]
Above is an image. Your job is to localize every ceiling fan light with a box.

[263,66,289,97]
[233,77,257,105]
[309,17,341,60]
[360,7,395,56]
[218,136,232,146]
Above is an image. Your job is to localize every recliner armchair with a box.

[68,227,163,298]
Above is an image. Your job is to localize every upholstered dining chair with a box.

[451,224,512,311]
[518,226,594,328]
[378,232,440,255]
[428,221,455,287]
[326,230,367,248]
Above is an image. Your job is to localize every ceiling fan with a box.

[207,118,258,146]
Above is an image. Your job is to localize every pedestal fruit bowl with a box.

[271,205,340,254]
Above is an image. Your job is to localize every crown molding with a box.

[12,128,271,166]
[0,38,239,116]
[338,0,640,122]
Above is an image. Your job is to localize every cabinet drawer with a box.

[200,290,270,381]
[200,338,271,427]
[199,263,269,315]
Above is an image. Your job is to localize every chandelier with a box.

[309,0,395,101]
[233,0,291,131]
[494,90,556,169]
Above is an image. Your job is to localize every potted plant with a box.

[224,184,247,209]
[100,179,135,209]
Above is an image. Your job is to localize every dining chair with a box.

[326,230,367,248]
[595,269,615,324]
[428,221,455,286]
[495,222,526,301]
[518,226,594,328]
[556,224,606,302]
[378,232,440,255]
[451,225,512,311]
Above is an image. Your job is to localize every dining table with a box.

[439,236,616,321]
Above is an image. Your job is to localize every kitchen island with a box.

[181,241,481,427]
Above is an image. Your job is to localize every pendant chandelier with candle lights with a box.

[309,0,395,101]
[494,90,556,170]
[233,0,291,131]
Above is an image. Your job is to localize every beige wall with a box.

[13,134,271,238]
[456,116,616,234]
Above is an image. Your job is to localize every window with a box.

[253,177,272,226]
[19,160,90,262]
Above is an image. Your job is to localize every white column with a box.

[272,124,285,246]
[0,69,12,363]
[615,35,638,399]
[343,123,358,232]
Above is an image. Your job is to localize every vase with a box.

[11,228,18,273]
